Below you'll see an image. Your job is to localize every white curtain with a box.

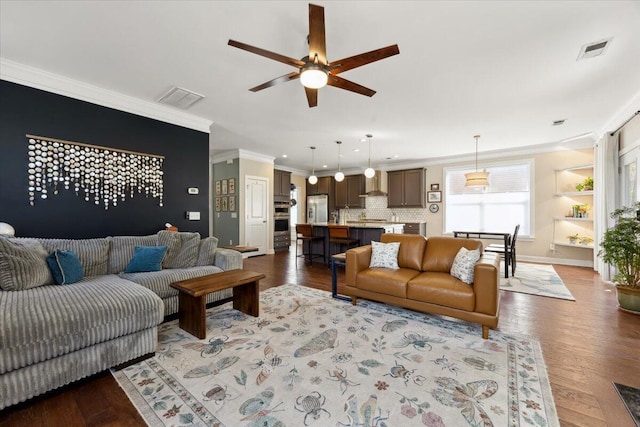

[594,133,619,281]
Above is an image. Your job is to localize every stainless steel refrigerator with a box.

[307,194,328,224]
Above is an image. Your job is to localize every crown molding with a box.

[273,165,309,177]
[0,59,213,133]
[210,149,275,164]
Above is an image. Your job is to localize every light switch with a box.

[186,211,201,220]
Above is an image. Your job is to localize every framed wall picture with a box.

[222,196,228,211]
[228,178,235,194]
[228,196,235,212]
[221,179,228,195]
[427,191,442,203]
[215,197,221,212]
[215,180,221,196]
[430,183,440,191]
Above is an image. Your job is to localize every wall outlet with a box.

[229,240,233,245]
[549,243,555,251]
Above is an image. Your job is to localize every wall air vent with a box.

[577,38,612,61]
[157,86,205,109]
[552,119,566,126]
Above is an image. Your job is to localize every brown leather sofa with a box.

[345,234,500,339]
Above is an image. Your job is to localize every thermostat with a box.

[188,187,199,194]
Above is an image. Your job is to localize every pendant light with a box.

[334,141,344,182]
[465,135,490,187]
[363,134,375,178]
[308,146,318,185]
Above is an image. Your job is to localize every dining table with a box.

[452,230,512,278]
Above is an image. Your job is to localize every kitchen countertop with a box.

[311,222,405,229]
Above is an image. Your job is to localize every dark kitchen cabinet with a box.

[387,168,425,208]
[335,174,365,209]
[274,169,291,199]
[306,176,335,213]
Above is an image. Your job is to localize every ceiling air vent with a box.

[577,38,612,61]
[157,86,205,109]
[552,119,566,126]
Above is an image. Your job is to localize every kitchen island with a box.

[305,222,405,263]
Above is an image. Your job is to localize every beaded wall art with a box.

[26,135,164,210]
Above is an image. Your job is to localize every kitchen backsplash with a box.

[339,196,430,222]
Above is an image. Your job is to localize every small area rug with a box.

[500,263,575,301]
[614,382,640,426]
[113,284,559,427]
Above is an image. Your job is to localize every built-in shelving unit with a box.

[552,164,595,250]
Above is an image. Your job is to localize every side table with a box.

[330,253,350,301]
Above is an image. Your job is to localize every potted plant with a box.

[567,233,579,245]
[583,176,594,191]
[598,202,640,313]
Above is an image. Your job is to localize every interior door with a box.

[620,146,639,207]
[245,175,269,255]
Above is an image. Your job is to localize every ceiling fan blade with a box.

[330,44,400,75]
[308,4,327,65]
[327,75,376,97]
[250,72,300,92]
[228,39,305,68]
[305,87,318,108]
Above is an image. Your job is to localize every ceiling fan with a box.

[228,3,400,108]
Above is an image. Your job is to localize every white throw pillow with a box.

[450,247,481,284]
[369,241,401,269]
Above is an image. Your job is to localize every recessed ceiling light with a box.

[394,154,400,158]
[353,149,360,152]
[322,164,328,168]
[282,154,288,158]
[360,138,367,142]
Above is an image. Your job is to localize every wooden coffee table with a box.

[170,270,265,339]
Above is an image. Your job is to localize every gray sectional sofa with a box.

[0,231,243,409]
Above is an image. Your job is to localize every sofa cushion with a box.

[380,233,426,270]
[196,236,219,266]
[108,235,158,274]
[450,247,481,284]
[157,231,200,269]
[369,241,400,269]
[407,272,475,311]
[120,266,223,299]
[0,237,53,291]
[124,246,168,273]
[421,237,482,273]
[38,238,110,277]
[0,275,164,374]
[355,268,420,298]
[46,250,84,285]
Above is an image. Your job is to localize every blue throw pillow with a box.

[125,246,168,273]
[46,249,84,285]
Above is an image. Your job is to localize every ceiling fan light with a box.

[300,64,328,89]
[364,167,376,178]
[308,174,318,185]
[334,171,345,182]
[465,171,490,187]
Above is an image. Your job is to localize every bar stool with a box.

[327,224,360,256]
[295,224,325,265]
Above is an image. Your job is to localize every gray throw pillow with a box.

[196,236,219,266]
[157,231,201,269]
[0,237,53,291]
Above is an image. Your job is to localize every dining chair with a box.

[295,224,325,266]
[327,224,360,256]
[485,224,520,278]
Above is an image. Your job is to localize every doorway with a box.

[244,175,269,255]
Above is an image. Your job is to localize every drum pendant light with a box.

[465,135,489,187]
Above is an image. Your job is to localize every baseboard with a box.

[519,255,594,268]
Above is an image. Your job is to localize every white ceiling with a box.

[1,1,640,173]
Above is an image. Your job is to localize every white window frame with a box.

[442,158,535,238]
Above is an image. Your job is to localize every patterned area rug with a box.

[500,263,575,301]
[112,284,559,427]
[614,382,640,426]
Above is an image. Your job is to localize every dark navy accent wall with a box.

[0,80,209,238]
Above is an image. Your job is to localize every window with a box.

[444,160,533,236]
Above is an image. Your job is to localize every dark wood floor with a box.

[1,249,639,426]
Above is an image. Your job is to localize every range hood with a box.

[361,171,387,197]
